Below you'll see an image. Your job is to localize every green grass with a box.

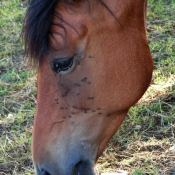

[0,0,36,174]
[0,0,175,174]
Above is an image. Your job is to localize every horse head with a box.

[23,0,153,174]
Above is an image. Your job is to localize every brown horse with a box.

[23,0,153,174]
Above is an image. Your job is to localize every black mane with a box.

[23,0,58,63]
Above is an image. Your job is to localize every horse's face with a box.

[31,0,153,174]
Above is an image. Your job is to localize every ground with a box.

[0,0,175,175]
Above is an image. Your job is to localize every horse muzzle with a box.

[35,158,99,175]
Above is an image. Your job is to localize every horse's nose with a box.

[74,160,98,175]
[36,159,98,175]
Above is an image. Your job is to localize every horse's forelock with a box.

[23,0,58,64]
[22,0,117,65]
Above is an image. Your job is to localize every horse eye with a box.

[51,58,73,73]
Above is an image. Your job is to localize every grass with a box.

[0,0,175,174]
[0,0,36,174]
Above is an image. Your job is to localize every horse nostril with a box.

[74,161,84,174]
[41,169,50,175]
[75,161,84,170]
[74,160,95,175]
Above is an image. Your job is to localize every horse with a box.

[23,0,153,174]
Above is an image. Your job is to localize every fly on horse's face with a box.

[23,0,153,174]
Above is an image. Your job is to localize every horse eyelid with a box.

[51,57,74,73]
